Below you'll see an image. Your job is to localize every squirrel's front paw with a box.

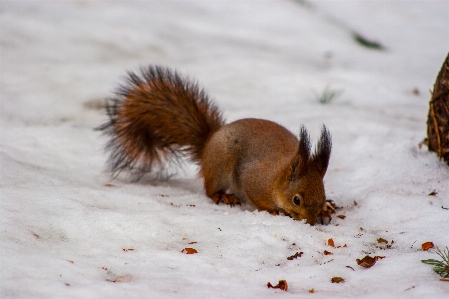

[212,192,241,207]
[320,200,337,224]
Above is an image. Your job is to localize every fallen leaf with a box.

[356,255,384,268]
[328,238,335,247]
[287,252,303,260]
[331,277,344,283]
[106,274,132,283]
[346,265,355,271]
[428,190,438,196]
[267,280,288,291]
[67,260,74,264]
[105,183,115,187]
[440,277,449,282]
[421,242,434,251]
[181,248,198,254]
[188,241,197,244]
[324,250,333,255]
[354,200,358,206]
[122,248,134,252]
[377,238,388,244]
[337,215,346,219]
[309,288,315,293]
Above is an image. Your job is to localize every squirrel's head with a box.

[277,126,332,225]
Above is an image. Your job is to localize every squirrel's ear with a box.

[288,126,311,181]
[312,125,332,178]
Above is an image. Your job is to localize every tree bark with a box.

[427,53,449,165]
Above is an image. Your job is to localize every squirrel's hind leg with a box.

[201,163,241,206]
[212,192,241,207]
[203,175,241,207]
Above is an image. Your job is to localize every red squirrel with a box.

[99,66,333,225]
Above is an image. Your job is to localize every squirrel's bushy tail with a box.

[98,66,225,178]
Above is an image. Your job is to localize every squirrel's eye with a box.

[293,195,301,206]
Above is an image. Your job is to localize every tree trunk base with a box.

[427,53,449,165]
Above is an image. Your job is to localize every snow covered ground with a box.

[1,1,448,298]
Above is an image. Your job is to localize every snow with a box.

[1,1,449,298]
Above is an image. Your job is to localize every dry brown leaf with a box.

[428,190,438,196]
[356,255,385,268]
[328,238,335,247]
[354,200,358,206]
[377,238,388,244]
[356,255,377,268]
[267,280,288,291]
[181,248,198,254]
[105,183,115,187]
[421,241,434,251]
[188,241,197,244]
[337,215,346,219]
[287,252,303,260]
[324,250,333,255]
[331,277,344,283]
[309,288,315,293]
[440,277,449,282]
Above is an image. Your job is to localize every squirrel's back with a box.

[200,118,299,203]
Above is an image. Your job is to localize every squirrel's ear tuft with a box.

[312,125,332,178]
[289,126,311,181]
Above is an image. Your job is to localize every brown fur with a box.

[99,66,332,225]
